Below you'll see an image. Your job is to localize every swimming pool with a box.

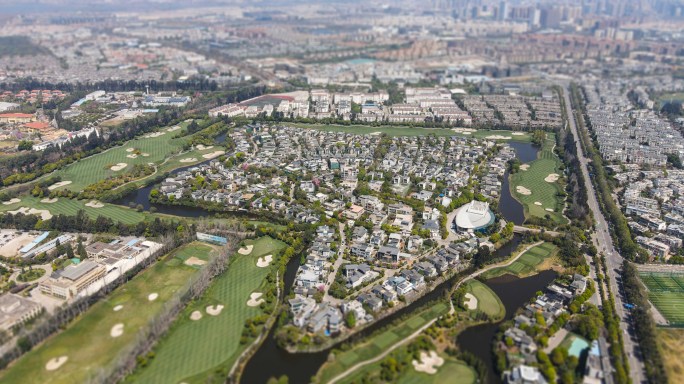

[567,336,590,357]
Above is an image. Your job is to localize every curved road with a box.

[327,241,543,384]
[9,263,52,283]
[562,85,646,384]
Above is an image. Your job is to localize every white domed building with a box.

[453,200,495,233]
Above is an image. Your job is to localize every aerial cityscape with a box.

[0,0,682,383]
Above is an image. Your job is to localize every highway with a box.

[562,86,646,384]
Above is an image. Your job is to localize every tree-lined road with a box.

[562,85,646,384]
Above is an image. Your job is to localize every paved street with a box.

[322,223,348,305]
[562,85,646,384]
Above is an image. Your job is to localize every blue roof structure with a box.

[19,232,49,254]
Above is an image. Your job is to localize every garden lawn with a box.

[481,242,559,279]
[509,134,567,224]
[127,236,286,384]
[0,195,147,224]
[464,280,505,320]
[639,272,684,325]
[0,242,215,384]
[315,303,449,384]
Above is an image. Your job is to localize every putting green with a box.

[509,134,566,224]
[464,280,505,320]
[126,236,287,384]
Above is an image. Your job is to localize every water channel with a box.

[497,141,540,225]
[110,135,548,383]
[457,270,557,384]
[240,236,560,384]
[114,132,228,216]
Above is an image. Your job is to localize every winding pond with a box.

[114,133,228,217]
[498,141,540,225]
[456,270,557,384]
[241,236,539,384]
[110,134,550,383]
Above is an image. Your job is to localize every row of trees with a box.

[106,237,241,383]
[621,261,668,383]
[0,77,222,94]
[556,126,593,229]
[0,209,188,240]
[571,84,645,262]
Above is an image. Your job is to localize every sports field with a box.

[463,280,505,320]
[509,134,566,224]
[481,242,559,279]
[0,195,147,224]
[314,302,449,384]
[0,242,216,384]
[127,236,286,384]
[341,354,476,384]
[638,272,684,325]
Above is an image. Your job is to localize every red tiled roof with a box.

[23,122,51,130]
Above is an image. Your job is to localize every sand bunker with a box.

[179,157,197,163]
[8,207,52,220]
[452,128,476,133]
[40,198,58,203]
[516,186,532,196]
[145,132,165,138]
[110,323,124,338]
[110,163,128,171]
[238,245,253,255]
[370,132,382,136]
[184,256,206,266]
[519,164,530,171]
[196,144,213,151]
[464,293,478,310]
[113,305,123,312]
[190,310,203,321]
[126,148,135,152]
[48,181,72,190]
[545,208,554,212]
[256,255,273,268]
[412,351,444,375]
[512,132,526,136]
[486,135,511,140]
[206,304,224,316]
[534,201,542,206]
[141,153,149,157]
[126,154,138,159]
[167,125,181,132]
[45,356,68,371]
[2,198,20,205]
[247,293,264,307]
[85,200,104,208]
[148,293,159,301]
[544,173,560,183]
[202,150,225,159]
